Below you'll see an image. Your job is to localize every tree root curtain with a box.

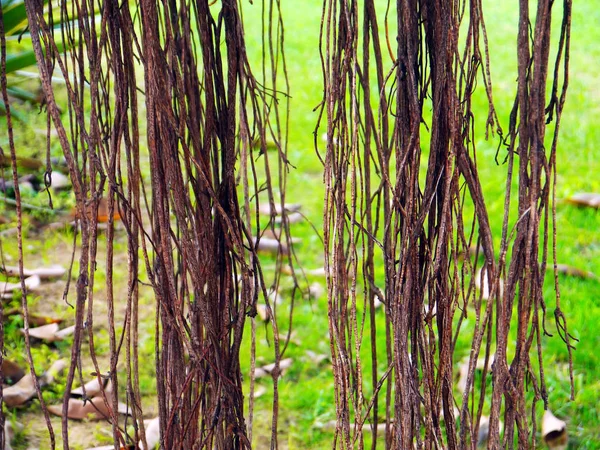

[319,0,573,449]
[2,0,293,448]
[0,0,574,448]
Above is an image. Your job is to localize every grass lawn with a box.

[0,0,599,448]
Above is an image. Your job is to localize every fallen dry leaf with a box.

[566,192,600,209]
[1,275,41,298]
[2,359,25,384]
[144,416,160,448]
[258,203,301,216]
[307,282,324,300]
[21,323,75,343]
[254,358,293,378]
[551,264,598,280]
[542,409,568,450]
[49,171,71,190]
[71,377,108,398]
[252,386,267,399]
[279,331,302,346]
[274,211,303,225]
[22,323,59,341]
[48,380,130,421]
[254,237,289,255]
[4,359,66,407]
[3,374,37,407]
[1,264,66,280]
[255,304,270,322]
[55,325,76,339]
[305,350,329,365]
[260,228,302,244]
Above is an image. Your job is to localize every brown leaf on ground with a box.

[274,211,303,225]
[2,359,25,384]
[542,410,568,450]
[565,192,600,209]
[551,264,598,280]
[48,380,130,421]
[253,386,267,399]
[4,374,37,407]
[279,331,301,346]
[1,275,41,298]
[254,358,293,378]
[254,236,289,255]
[48,171,71,190]
[259,203,304,224]
[21,323,75,343]
[4,359,66,407]
[22,323,59,341]
[305,350,329,365]
[48,396,112,421]
[258,203,301,216]
[144,417,160,449]
[1,264,66,280]
[255,304,270,322]
[307,282,324,300]
[71,378,108,398]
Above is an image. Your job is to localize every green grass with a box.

[0,0,599,448]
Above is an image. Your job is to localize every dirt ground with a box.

[2,223,158,449]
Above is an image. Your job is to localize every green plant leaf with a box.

[1,0,28,36]
[4,50,36,74]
